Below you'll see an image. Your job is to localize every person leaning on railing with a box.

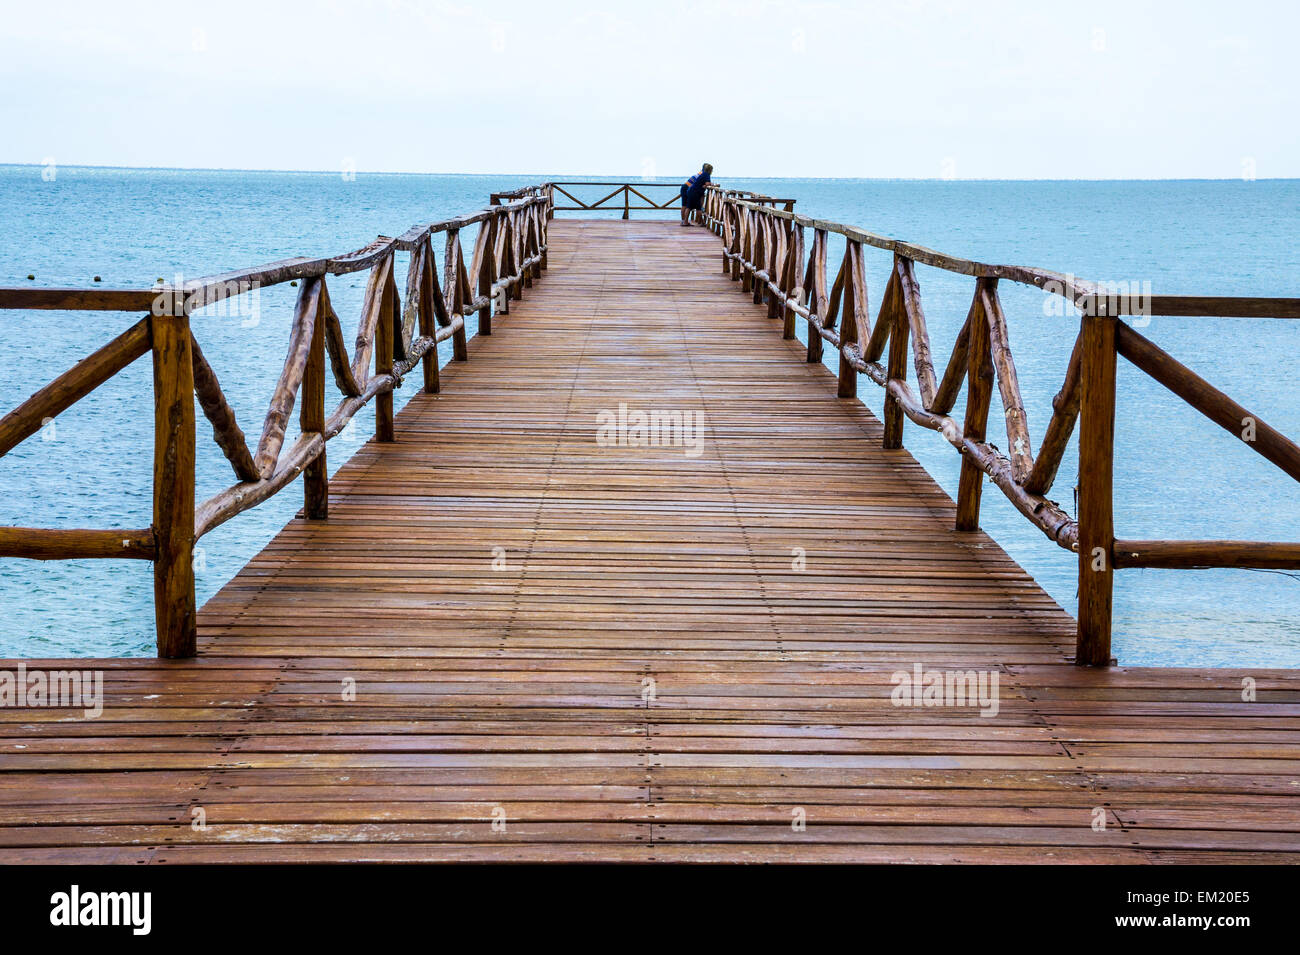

[680,164,713,227]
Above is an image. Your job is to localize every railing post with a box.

[806,229,827,365]
[477,220,496,336]
[538,203,549,271]
[729,206,742,282]
[522,210,534,291]
[375,262,396,441]
[1077,302,1117,666]
[150,298,196,658]
[302,277,328,518]
[497,214,512,316]
[835,243,862,400]
[955,279,994,531]
[882,268,909,449]
[447,231,471,358]
[417,242,441,394]
[622,185,629,220]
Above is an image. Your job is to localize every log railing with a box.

[0,187,552,657]
[703,187,1300,666]
[539,181,795,219]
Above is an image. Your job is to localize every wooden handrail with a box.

[703,189,1300,667]
[0,187,553,657]
[540,181,797,218]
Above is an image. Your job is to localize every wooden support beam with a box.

[375,266,396,442]
[955,279,995,532]
[254,278,320,478]
[447,231,471,358]
[804,229,827,364]
[150,308,196,659]
[417,241,441,394]
[782,225,804,340]
[191,338,259,482]
[882,260,909,450]
[0,527,155,560]
[896,257,937,410]
[1114,539,1300,570]
[1024,332,1083,495]
[1076,311,1117,667]
[301,277,328,520]
[835,244,861,399]
[982,284,1034,483]
[931,297,975,417]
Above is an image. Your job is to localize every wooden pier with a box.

[1,188,1299,862]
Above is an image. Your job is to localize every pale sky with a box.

[1,0,1296,179]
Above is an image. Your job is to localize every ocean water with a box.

[0,167,1297,666]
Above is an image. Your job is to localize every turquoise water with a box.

[1,167,1298,665]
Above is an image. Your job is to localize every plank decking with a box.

[1,219,1298,863]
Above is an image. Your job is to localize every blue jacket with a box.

[683,171,711,204]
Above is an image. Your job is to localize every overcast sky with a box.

[1,0,1295,178]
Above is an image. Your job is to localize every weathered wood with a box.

[1114,539,1300,570]
[191,338,259,483]
[1095,294,1300,319]
[0,318,150,458]
[930,293,977,417]
[724,197,1102,306]
[802,229,828,363]
[1024,332,1083,495]
[0,527,155,560]
[350,256,394,385]
[471,219,496,344]
[1116,322,1300,483]
[150,309,196,659]
[494,215,518,313]
[195,433,324,539]
[955,280,995,532]
[1077,312,1117,667]
[781,225,804,340]
[835,243,860,399]
[981,284,1034,483]
[319,282,363,398]
[301,278,328,521]
[882,258,910,450]
[412,241,440,394]
[374,266,396,443]
[895,257,937,409]
[861,268,897,366]
[254,278,321,478]
[0,288,160,311]
[465,226,488,343]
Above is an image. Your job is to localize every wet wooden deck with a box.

[2,219,1298,862]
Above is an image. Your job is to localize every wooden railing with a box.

[703,185,1300,666]
[0,187,552,657]
[536,181,795,218]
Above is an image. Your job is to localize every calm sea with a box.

[1,167,1297,665]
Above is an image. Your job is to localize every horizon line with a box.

[0,162,1290,184]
